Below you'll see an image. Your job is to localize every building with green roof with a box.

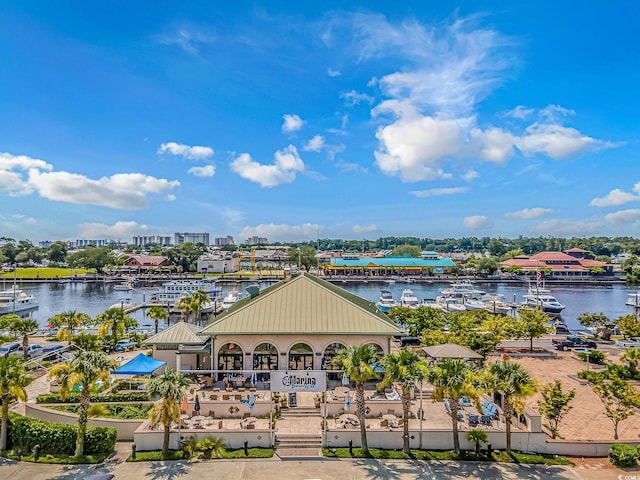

[326,253,454,276]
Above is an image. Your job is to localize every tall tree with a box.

[148,306,169,334]
[147,369,191,458]
[94,308,138,349]
[536,380,576,439]
[333,344,379,455]
[515,307,551,352]
[0,314,39,363]
[380,348,429,454]
[620,348,640,376]
[487,360,538,455]
[48,310,92,345]
[0,356,30,450]
[592,377,640,440]
[429,358,480,454]
[48,350,115,457]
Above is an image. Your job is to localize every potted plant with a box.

[314,394,322,408]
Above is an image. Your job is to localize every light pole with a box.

[419,380,423,449]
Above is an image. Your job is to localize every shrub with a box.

[576,350,606,364]
[7,412,116,456]
[609,443,639,468]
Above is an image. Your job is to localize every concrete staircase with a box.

[275,406,323,458]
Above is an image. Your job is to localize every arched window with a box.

[253,342,278,371]
[322,342,345,371]
[217,342,243,372]
[288,342,314,370]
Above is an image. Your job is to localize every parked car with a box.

[552,335,597,351]
[0,342,21,357]
[40,344,66,360]
[15,344,44,358]
[615,338,640,348]
[114,340,137,352]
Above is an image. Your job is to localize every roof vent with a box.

[246,284,260,298]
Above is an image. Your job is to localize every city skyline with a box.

[1,2,639,243]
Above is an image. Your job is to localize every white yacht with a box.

[376,290,397,313]
[435,296,466,312]
[522,287,565,315]
[109,298,138,310]
[149,279,222,305]
[399,289,419,309]
[439,280,484,297]
[0,287,38,314]
[221,290,244,310]
[626,292,640,308]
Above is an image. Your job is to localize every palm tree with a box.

[147,306,169,335]
[190,290,210,324]
[95,308,138,350]
[147,369,191,458]
[380,348,428,454]
[48,350,115,457]
[428,358,480,455]
[48,310,92,345]
[466,429,488,457]
[333,344,379,456]
[176,295,195,323]
[487,360,538,455]
[0,356,31,450]
[0,314,39,363]
[620,348,640,376]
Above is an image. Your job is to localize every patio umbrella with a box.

[344,391,351,412]
[251,371,257,386]
[181,395,188,414]
[194,394,201,414]
[341,372,349,386]
[248,393,255,413]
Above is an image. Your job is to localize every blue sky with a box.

[1,1,639,244]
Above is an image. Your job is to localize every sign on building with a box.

[270,371,327,393]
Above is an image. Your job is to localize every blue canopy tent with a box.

[113,353,166,375]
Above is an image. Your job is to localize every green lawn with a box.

[322,448,574,465]
[0,450,109,464]
[1,267,91,278]
[127,448,274,462]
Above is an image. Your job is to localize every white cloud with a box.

[505,106,535,120]
[515,123,611,159]
[341,90,374,106]
[0,152,53,171]
[353,224,378,234]
[27,170,180,209]
[504,208,553,220]
[462,170,479,182]
[157,27,215,55]
[158,142,214,160]
[603,209,640,225]
[327,68,341,77]
[303,135,325,152]
[463,215,490,229]
[0,152,53,196]
[530,219,601,236]
[470,127,516,164]
[336,160,368,174]
[78,221,151,240]
[188,165,216,177]
[409,187,469,198]
[230,145,305,187]
[282,114,304,133]
[238,223,322,242]
[590,188,639,207]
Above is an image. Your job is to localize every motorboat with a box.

[109,298,138,310]
[376,290,397,313]
[0,287,38,314]
[439,280,484,297]
[461,292,486,311]
[221,290,243,310]
[522,287,565,315]
[399,289,419,309]
[626,292,640,308]
[482,294,513,315]
[435,297,466,312]
[113,283,133,291]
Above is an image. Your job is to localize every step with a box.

[276,447,323,458]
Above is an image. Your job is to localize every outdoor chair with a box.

[244,412,252,418]
[223,394,230,400]
[218,420,224,429]
[210,394,217,400]
[480,415,492,425]
[467,414,480,426]
[247,424,255,430]
[235,394,242,401]
[380,419,389,427]
[191,410,198,417]
[397,418,404,427]
[208,410,215,418]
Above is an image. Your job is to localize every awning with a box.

[112,353,166,375]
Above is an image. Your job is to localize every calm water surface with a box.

[8,279,639,332]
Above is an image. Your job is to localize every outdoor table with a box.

[338,414,359,427]
[381,414,397,427]
[192,415,205,425]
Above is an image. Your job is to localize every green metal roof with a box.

[329,256,454,268]
[143,321,207,346]
[199,273,402,336]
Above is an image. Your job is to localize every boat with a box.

[521,287,565,315]
[149,279,222,305]
[376,290,397,313]
[439,280,484,297]
[221,290,243,310]
[626,292,640,308]
[109,298,138,310]
[434,296,466,312]
[0,286,38,314]
[113,283,133,291]
[399,289,419,309]
[482,293,513,315]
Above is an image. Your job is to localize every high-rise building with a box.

[132,235,172,247]
[174,232,210,246]
[214,236,235,246]
[76,239,109,248]
[245,236,268,245]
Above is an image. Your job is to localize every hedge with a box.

[7,413,117,456]
[36,391,150,404]
[609,443,639,468]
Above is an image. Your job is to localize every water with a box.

[8,279,638,333]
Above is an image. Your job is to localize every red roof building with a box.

[123,255,169,268]
[501,251,612,277]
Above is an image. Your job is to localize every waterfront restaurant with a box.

[144,273,402,381]
[325,252,455,277]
